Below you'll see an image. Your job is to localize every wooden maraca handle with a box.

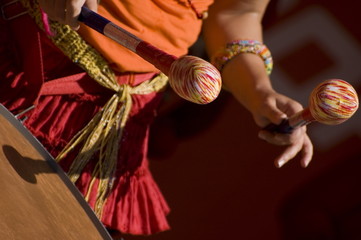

[263,119,294,134]
[79,7,176,74]
[78,7,222,104]
[263,109,314,133]
[264,79,359,133]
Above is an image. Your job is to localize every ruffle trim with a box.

[27,121,171,235]
[100,168,171,235]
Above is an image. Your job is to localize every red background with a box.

[129,1,361,239]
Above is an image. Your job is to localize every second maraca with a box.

[264,79,359,133]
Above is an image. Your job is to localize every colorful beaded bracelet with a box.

[211,40,273,75]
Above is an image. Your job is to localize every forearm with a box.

[203,0,272,112]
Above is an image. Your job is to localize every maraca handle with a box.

[78,7,112,39]
[263,119,294,134]
[79,6,222,105]
[78,7,176,74]
[263,109,314,134]
[135,42,176,75]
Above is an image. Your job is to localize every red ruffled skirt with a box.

[0,15,170,235]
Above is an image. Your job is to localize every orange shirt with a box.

[78,0,214,73]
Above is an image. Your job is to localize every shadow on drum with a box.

[2,145,54,184]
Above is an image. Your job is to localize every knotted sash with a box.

[20,0,168,217]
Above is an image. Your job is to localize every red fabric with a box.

[0,5,42,111]
[40,72,157,95]
[0,7,170,235]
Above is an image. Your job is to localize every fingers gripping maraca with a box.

[265,79,359,133]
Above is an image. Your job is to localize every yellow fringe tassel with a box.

[21,0,168,217]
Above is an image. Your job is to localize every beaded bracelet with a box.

[211,40,273,75]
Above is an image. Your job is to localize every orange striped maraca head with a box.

[309,79,359,125]
[168,55,222,104]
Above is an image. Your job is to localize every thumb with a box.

[264,105,288,125]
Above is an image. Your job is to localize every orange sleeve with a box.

[77,0,214,73]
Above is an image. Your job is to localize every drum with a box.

[0,104,112,239]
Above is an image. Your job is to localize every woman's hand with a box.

[202,0,314,168]
[250,89,314,168]
[218,53,314,168]
[38,0,98,30]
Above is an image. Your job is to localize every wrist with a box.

[211,39,273,75]
[220,54,275,111]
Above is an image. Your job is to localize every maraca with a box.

[264,79,359,133]
[79,7,222,105]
